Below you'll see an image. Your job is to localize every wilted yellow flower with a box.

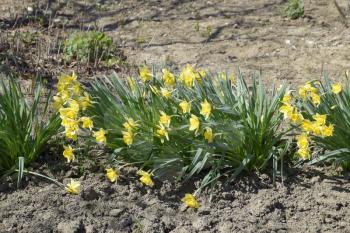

[162,69,176,87]
[122,130,134,146]
[65,179,80,195]
[155,124,169,143]
[189,114,200,134]
[80,117,93,130]
[94,128,106,144]
[137,170,154,187]
[200,99,212,119]
[105,168,119,183]
[310,92,321,106]
[332,83,342,94]
[179,100,191,114]
[160,88,172,99]
[313,114,327,126]
[181,193,199,209]
[179,64,196,87]
[159,111,171,127]
[139,65,152,82]
[123,118,138,131]
[204,127,214,143]
[63,145,75,162]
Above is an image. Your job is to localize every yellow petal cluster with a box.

[200,99,212,119]
[139,65,152,82]
[65,179,80,195]
[181,193,199,209]
[137,170,154,187]
[105,168,119,183]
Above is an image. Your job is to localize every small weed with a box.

[284,0,304,19]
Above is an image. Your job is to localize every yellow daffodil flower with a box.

[122,130,134,146]
[297,148,310,160]
[123,118,138,131]
[322,124,334,137]
[80,117,93,130]
[105,168,119,183]
[53,96,64,110]
[179,100,191,114]
[137,170,154,187]
[279,104,293,119]
[282,93,292,105]
[290,111,303,124]
[301,120,313,132]
[310,92,321,106]
[139,65,152,82]
[332,83,342,94]
[179,64,196,87]
[181,193,199,209]
[189,114,200,134]
[162,69,176,87]
[155,124,169,143]
[94,128,106,144]
[200,99,212,119]
[159,111,171,127]
[160,88,172,99]
[65,179,80,195]
[63,145,75,163]
[313,114,327,126]
[65,127,78,141]
[204,127,214,143]
[297,133,309,149]
[59,107,78,120]
[79,92,93,111]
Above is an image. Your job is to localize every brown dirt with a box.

[0,163,349,233]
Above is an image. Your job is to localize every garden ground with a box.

[1,0,350,232]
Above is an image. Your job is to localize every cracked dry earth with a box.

[0,166,349,233]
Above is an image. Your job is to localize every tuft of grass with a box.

[0,77,61,177]
[86,66,289,192]
[284,0,304,19]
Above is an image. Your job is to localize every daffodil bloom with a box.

[67,99,80,112]
[311,123,322,136]
[301,120,313,132]
[65,127,78,141]
[322,124,334,137]
[65,179,80,195]
[57,73,77,93]
[139,65,152,82]
[179,100,191,114]
[80,116,93,130]
[160,88,172,99]
[298,86,307,100]
[137,170,154,187]
[53,96,64,110]
[297,148,310,160]
[162,69,176,87]
[332,83,342,94]
[181,193,199,209]
[127,76,137,91]
[179,64,196,87]
[63,145,75,162]
[123,118,138,131]
[279,104,293,119]
[61,117,79,130]
[310,92,321,106]
[122,130,133,146]
[105,168,119,183]
[94,128,107,144]
[313,114,327,126]
[189,114,200,134]
[79,92,92,111]
[204,127,214,143]
[159,111,171,127]
[297,133,309,149]
[59,90,71,102]
[155,124,169,143]
[71,82,81,96]
[59,107,78,120]
[290,111,303,124]
[200,99,212,119]
[282,93,292,105]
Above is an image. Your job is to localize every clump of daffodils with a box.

[55,73,106,162]
[280,82,334,160]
